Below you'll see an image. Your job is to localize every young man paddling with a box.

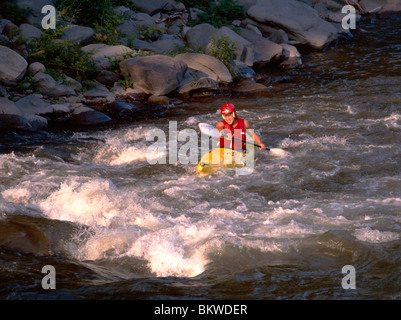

[216,103,266,151]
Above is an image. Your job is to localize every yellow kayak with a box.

[197,147,255,174]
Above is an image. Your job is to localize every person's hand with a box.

[258,143,267,150]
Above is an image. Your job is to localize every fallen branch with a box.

[25,50,45,59]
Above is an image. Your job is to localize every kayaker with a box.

[216,103,267,151]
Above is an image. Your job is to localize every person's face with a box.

[222,112,235,125]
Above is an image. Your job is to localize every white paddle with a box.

[198,123,288,157]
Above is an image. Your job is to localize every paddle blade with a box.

[269,148,289,157]
[199,123,221,138]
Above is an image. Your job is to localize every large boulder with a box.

[15,95,54,115]
[173,52,233,98]
[119,55,187,96]
[375,0,401,17]
[33,72,76,97]
[177,75,219,99]
[185,23,217,52]
[186,23,251,61]
[0,45,28,82]
[238,28,285,68]
[185,23,283,67]
[115,11,159,37]
[18,24,42,42]
[81,44,133,70]
[174,53,232,85]
[72,106,112,126]
[60,24,95,45]
[0,97,33,131]
[152,37,186,53]
[247,0,338,50]
[211,26,251,61]
[130,0,171,15]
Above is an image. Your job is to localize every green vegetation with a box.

[181,0,245,28]
[54,0,118,27]
[27,27,98,79]
[0,0,33,25]
[206,34,237,76]
[136,25,167,41]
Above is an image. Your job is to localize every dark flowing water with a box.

[1,17,401,300]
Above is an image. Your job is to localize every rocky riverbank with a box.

[0,0,400,132]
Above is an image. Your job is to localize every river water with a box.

[1,17,400,300]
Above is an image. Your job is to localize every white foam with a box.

[124,221,215,277]
[93,129,152,165]
[354,227,399,243]
[39,177,136,227]
[280,134,348,149]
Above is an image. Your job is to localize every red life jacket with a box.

[218,118,247,150]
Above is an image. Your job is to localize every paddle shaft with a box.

[222,135,270,151]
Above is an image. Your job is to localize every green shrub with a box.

[0,0,33,25]
[206,34,237,76]
[111,0,139,11]
[136,25,167,41]
[182,0,245,28]
[27,27,99,79]
[54,0,117,27]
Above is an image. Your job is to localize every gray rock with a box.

[245,24,262,37]
[211,26,251,61]
[178,76,219,99]
[0,45,28,82]
[23,113,48,130]
[18,24,42,42]
[236,0,258,11]
[83,90,116,103]
[33,72,76,97]
[62,76,82,92]
[0,84,8,98]
[0,96,24,116]
[0,113,32,131]
[152,38,186,53]
[231,60,256,79]
[233,80,268,95]
[15,94,54,115]
[174,53,232,85]
[238,29,284,68]
[148,95,170,105]
[119,55,187,96]
[28,62,46,75]
[51,104,71,114]
[360,0,382,13]
[115,20,140,38]
[185,23,217,51]
[2,20,19,39]
[268,29,289,45]
[247,0,338,50]
[95,70,120,87]
[131,0,171,15]
[61,24,95,45]
[72,106,112,126]
[280,43,302,65]
[124,87,148,101]
[0,97,48,131]
[130,39,165,54]
[81,43,133,70]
